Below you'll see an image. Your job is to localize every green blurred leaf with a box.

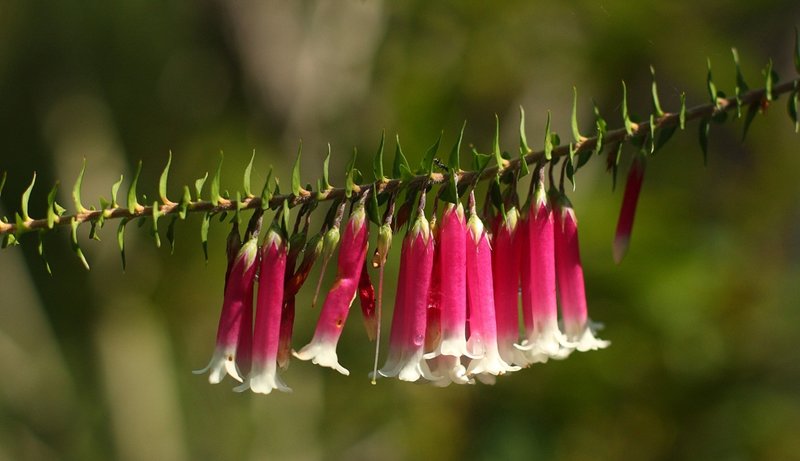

[731,48,749,118]
[321,144,332,190]
[649,114,656,154]
[571,87,582,142]
[70,217,90,270]
[110,175,123,208]
[742,102,760,140]
[788,90,799,133]
[152,201,161,248]
[20,172,36,221]
[243,150,256,197]
[448,121,466,171]
[763,59,778,101]
[88,220,100,241]
[650,66,664,117]
[73,158,87,212]
[159,151,172,204]
[679,93,687,130]
[493,115,504,169]
[392,136,412,180]
[281,200,291,235]
[194,172,208,201]
[655,125,677,153]
[117,219,127,270]
[201,212,211,263]
[420,131,442,175]
[211,153,223,204]
[37,231,51,275]
[166,215,177,254]
[707,58,719,106]
[699,118,710,165]
[622,81,634,135]
[611,142,623,191]
[544,110,553,160]
[46,182,60,228]
[260,166,273,210]
[593,101,606,156]
[366,186,380,226]
[128,160,142,211]
[372,131,386,181]
[518,106,530,155]
[292,143,303,197]
[345,148,358,198]
[471,149,492,172]
[0,171,6,198]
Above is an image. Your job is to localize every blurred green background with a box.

[1,1,800,460]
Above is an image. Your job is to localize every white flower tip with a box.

[613,235,629,264]
[224,359,244,383]
[293,344,350,376]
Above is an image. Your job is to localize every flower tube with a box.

[613,154,646,264]
[377,213,438,382]
[235,228,291,394]
[465,204,519,379]
[553,191,610,352]
[294,203,370,375]
[516,177,570,361]
[193,236,258,383]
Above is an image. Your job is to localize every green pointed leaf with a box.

[201,212,211,263]
[420,131,442,175]
[441,174,459,204]
[2,232,18,249]
[650,66,665,117]
[166,215,177,254]
[788,90,799,133]
[322,144,332,190]
[178,186,190,219]
[731,48,749,118]
[46,182,60,228]
[128,160,142,211]
[72,158,87,212]
[366,186,380,226]
[518,106,530,155]
[622,81,634,135]
[88,220,101,241]
[70,217,90,270]
[240,149,255,197]
[742,102,760,140]
[211,153,223,204]
[281,200,291,235]
[593,102,607,156]
[37,231,51,274]
[699,118,710,165]
[611,142,623,191]
[448,121,466,171]
[566,155,577,191]
[20,172,36,221]
[194,172,208,201]
[117,219,127,270]
[571,87,583,142]
[679,93,687,130]
[492,115,505,170]
[471,149,492,172]
[260,166,273,210]
[544,111,554,160]
[345,148,358,198]
[159,151,172,204]
[0,171,6,198]
[291,143,302,197]
[392,136,411,179]
[655,125,677,153]
[152,201,161,248]
[109,175,123,208]
[763,59,777,101]
[707,58,719,106]
[372,131,386,181]
[518,149,530,178]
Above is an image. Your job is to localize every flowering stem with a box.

[2,78,797,238]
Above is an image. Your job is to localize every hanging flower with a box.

[613,154,646,264]
[516,176,571,362]
[553,191,610,352]
[491,207,529,367]
[294,202,370,375]
[193,236,258,384]
[377,212,439,382]
[465,198,520,380]
[235,228,291,394]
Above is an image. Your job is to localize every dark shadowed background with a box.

[1,1,800,460]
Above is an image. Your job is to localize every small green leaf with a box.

[70,217,90,270]
[239,150,255,197]
[179,186,190,219]
[2,233,18,249]
[471,148,492,172]
[679,93,687,130]
[260,166,273,210]
[518,149,530,178]
[420,131,442,175]
[345,148,358,198]
[0,171,6,198]
[707,58,719,106]
[194,172,208,200]
[392,136,411,179]
[159,152,172,204]
[211,153,223,204]
[20,172,36,221]
[593,101,607,157]
[448,121,466,171]
[281,200,291,235]
[742,102,760,140]
[650,66,664,117]
[571,87,582,142]
[110,175,124,208]
[732,48,749,118]
[763,59,777,101]
[441,174,459,204]
[611,142,623,191]
[544,111,553,160]
[655,125,677,153]
[88,220,100,241]
[152,201,161,248]
[788,90,799,133]
[491,115,504,170]
[37,231,51,274]
[166,215,177,254]
[201,212,211,263]
[291,143,302,197]
[518,106,530,155]
[117,219,127,270]
[366,186,380,226]
[46,182,60,228]
[73,158,87,212]
[128,160,142,211]
[622,81,634,135]
[372,131,386,181]
[699,118,710,165]
[322,144,332,190]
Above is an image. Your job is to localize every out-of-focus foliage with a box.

[1,1,799,460]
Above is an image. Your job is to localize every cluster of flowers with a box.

[195,172,609,394]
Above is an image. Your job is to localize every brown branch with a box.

[1,78,797,238]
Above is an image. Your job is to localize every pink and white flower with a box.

[613,154,646,264]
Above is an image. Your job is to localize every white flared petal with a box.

[573,325,610,352]
[193,345,243,384]
[427,355,472,387]
[475,373,497,385]
[498,338,533,368]
[234,362,292,394]
[466,339,520,377]
[293,340,350,376]
[424,336,478,360]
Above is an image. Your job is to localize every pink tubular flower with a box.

[377,214,438,382]
[516,179,570,362]
[553,192,610,352]
[193,237,258,383]
[491,207,529,367]
[465,210,520,379]
[294,204,369,375]
[235,229,291,394]
[613,154,646,264]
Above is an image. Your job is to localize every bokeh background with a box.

[2,1,800,460]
